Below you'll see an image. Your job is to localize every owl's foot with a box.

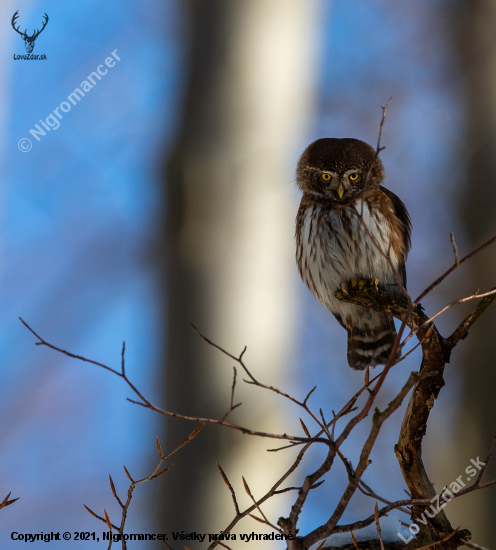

[341,281,352,295]
[341,278,379,294]
[358,278,379,292]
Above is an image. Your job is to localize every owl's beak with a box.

[336,183,345,199]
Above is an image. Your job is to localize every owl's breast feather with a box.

[296,202,402,313]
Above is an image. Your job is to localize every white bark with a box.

[160,0,321,540]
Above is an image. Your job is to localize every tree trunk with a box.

[158,0,320,539]
[451,1,496,546]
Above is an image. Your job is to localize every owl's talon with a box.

[341,282,350,295]
[352,278,380,293]
[343,278,379,295]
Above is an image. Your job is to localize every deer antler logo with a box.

[11,11,49,54]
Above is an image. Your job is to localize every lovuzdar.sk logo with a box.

[12,10,49,60]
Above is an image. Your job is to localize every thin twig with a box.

[413,527,460,550]
[445,289,496,352]
[474,437,496,486]
[207,442,313,550]
[360,98,392,216]
[358,479,410,515]
[243,476,283,533]
[217,463,239,516]
[0,492,19,510]
[302,370,428,548]
[20,318,121,375]
[374,502,385,550]
[415,233,496,303]
[192,324,329,434]
[84,425,204,548]
[463,541,491,550]
[20,318,327,446]
[326,465,496,536]
[404,288,496,345]
[398,324,434,361]
[221,367,242,422]
[273,486,300,495]
[351,531,359,550]
[121,342,126,376]
[267,371,379,454]
[450,232,460,266]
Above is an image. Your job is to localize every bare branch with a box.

[445,289,496,353]
[83,504,119,530]
[303,370,425,547]
[207,442,313,550]
[0,492,19,510]
[242,476,283,533]
[463,541,491,550]
[327,474,496,536]
[20,317,120,376]
[475,437,496,486]
[84,429,203,546]
[109,475,124,509]
[450,232,460,266]
[351,531,359,550]
[415,234,496,303]
[121,341,126,376]
[220,367,242,422]
[192,325,328,433]
[374,502,385,550]
[217,462,239,516]
[413,528,461,550]
[361,98,393,211]
[23,207,496,550]
[358,479,410,515]
[20,318,327,446]
[303,386,317,406]
[405,288,496,345]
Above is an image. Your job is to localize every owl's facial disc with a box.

[296,138,385,197]
[320,169,361,200]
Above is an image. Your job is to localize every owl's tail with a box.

[346,317,400,371]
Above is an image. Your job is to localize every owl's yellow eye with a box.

[321,173,331,181]
[349,173,359,181]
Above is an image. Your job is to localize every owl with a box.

[295,138,411,370]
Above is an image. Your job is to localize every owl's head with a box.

[296,138,385,201]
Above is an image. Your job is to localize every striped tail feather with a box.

[346,318,400,371]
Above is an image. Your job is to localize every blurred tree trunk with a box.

[451,1,496,546]
[158,0,320,539]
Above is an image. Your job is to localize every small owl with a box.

[295,138,411,370]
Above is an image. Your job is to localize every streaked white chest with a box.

[297,202,400,312]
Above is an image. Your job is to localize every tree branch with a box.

[335,283,496,547]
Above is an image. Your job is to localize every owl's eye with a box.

[321,173,331,181]
[349,173,359,181]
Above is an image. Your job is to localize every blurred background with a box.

[0,0,495,548]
